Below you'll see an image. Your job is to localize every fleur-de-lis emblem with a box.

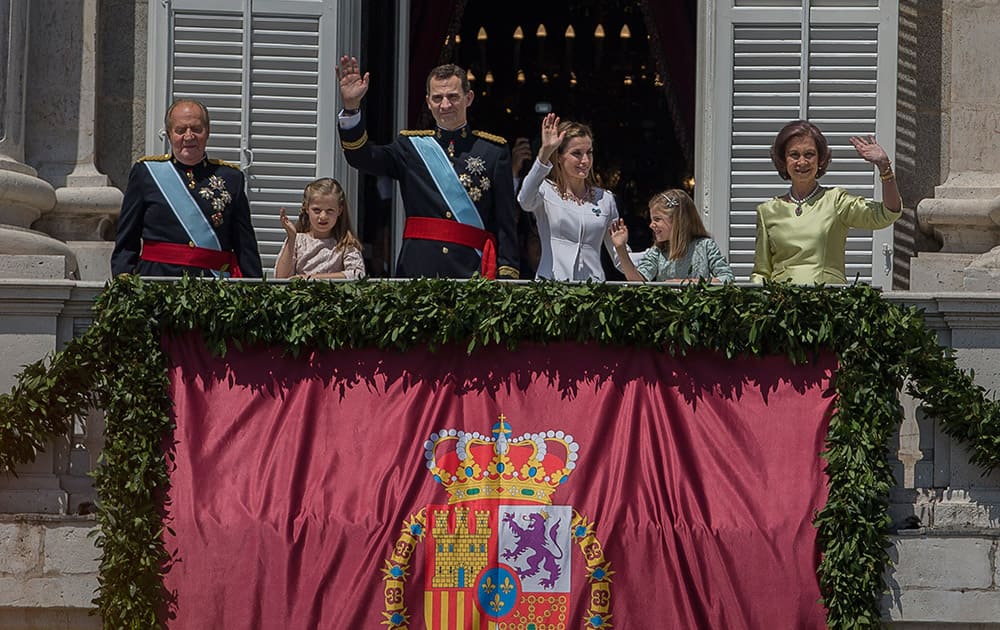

[489,594,504,613]
[500,576,514,594]
[480,576,496,594]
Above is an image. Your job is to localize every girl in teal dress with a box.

[609,189,734,283]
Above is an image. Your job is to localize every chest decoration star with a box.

[458,155,491,203]
[198,175,232,227]
[465,155,486,175]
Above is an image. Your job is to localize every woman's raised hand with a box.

[336,55,369,110]
[279,208,297,241]
[538,113,564,165]
[849,135,890,171]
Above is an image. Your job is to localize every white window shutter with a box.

[708,1,898,286]
[246,11,325,270]
[170,10,247,166]
[153,0,340,273]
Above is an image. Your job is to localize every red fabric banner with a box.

[163,335,834,629]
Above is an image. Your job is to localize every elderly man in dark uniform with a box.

[111,98,263,278]
[336,56,519,279]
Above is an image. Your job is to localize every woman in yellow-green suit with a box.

[750,120,902,284]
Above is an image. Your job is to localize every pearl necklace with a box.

[789,184,821,216]
[559,185,592,205]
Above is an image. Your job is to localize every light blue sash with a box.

[144,160,222,251]
[409,135,484,229]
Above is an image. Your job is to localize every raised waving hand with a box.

[537,113,564,165]
[336,55,370,110]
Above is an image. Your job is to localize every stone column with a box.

[28,0,120,281]
[0,0,77,280]
[0,0,78,517]
[912,0,1000,291]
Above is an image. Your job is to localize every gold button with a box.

[188,241,196,248]
[445,211,453,219]
[442,247,449,254]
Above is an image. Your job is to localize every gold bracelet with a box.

[880,168,895,182]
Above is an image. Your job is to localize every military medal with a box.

[198,175,232,227]
[460,156,490,202]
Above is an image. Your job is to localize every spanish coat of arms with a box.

[381,416,614,629]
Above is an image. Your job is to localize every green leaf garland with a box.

[2,275,999,629]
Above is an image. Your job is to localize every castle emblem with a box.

[380,415,614,629]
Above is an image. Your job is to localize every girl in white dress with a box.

[275,177,366,280]
[516,114,623,280]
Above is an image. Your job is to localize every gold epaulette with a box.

[400,129,435,137]
[472,130,507,145]
[137,154,171,163]
[208,158,241,170]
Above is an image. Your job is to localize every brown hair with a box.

[297,178,361,252]
[165,98,210,132]
[546,121,597,193]
[769,120,832,180]
[648,189,711,261]
[426,63,471,94]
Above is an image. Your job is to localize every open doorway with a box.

[357,0,697,278]
[451,2,697,276]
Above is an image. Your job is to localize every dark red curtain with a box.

[407,0,467,128]
[405,2,697,165]
[642,1,697,164]
[162,336,833,629]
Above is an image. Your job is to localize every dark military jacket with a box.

[111,154,263,278]
[339,117,519,279]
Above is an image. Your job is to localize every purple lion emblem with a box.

[501,511,564,589]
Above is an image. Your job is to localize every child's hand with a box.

[609,219,629,249]
[279,208,297,241]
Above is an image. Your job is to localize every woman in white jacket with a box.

[516,114,622,280]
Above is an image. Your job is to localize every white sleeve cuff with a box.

[338,110,362,129]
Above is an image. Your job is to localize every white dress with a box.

[516,158,622,281]
[275,232,366,279]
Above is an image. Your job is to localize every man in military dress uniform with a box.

[111,99,263,278]
[336,57,519,279]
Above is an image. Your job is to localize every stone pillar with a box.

[27,0,120,281]
[0,0,77,280]
[912,0,1000,291]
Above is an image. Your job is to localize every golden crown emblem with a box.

[424,415,579,505]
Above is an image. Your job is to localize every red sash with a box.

[140,240,243,278]
[402,217,497,279]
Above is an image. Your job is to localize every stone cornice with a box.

[886,292,1000,330]
[0,280,77,316]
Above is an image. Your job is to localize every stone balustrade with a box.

[1,284,999,627]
